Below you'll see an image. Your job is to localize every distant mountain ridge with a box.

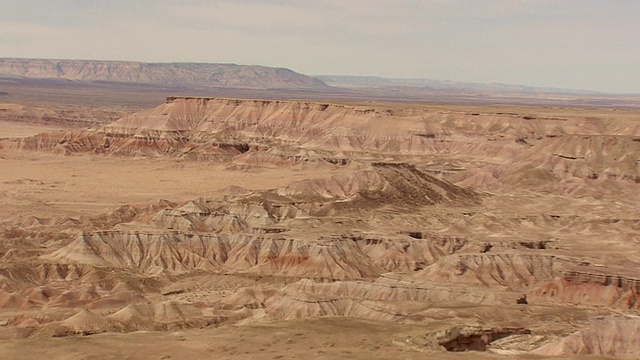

[0,58,329,90]
[0,58,623,98]
[315,75,601,95]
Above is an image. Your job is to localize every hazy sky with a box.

[1,0,639,93]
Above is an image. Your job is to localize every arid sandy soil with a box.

[0,150,348,219]
[0,93,639,359]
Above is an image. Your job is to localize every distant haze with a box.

[1,0,639,93]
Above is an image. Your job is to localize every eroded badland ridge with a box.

[0,94,639,359]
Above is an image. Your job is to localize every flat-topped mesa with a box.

[13,96,640,178]
[0,58,330,90]
[165,96,211,103]
[108,96,375,133]
[163,95,365,112]
[164,96,334,105]
[118,97,640,151]
[85,96,454,159]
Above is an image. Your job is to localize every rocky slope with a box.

[533,317,640,358]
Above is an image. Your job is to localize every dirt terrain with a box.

[0,91,639,359]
